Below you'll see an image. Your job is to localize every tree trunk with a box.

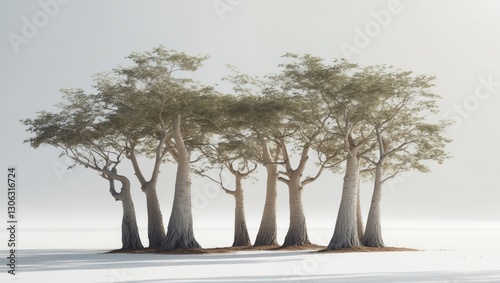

[127,144,166,248]
[327,151,362,249]
[161,115,200,250]
[356,176,364,241]
[363,163,385,247]
[232,175,251,246]
[143,183,166,248]
[254,140,278,246]
[108,174,143,250]
[283,175,310,247]
[120,191,144,250]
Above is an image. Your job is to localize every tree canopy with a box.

[23,46,451,250]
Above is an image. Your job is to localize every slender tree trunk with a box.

[327,151,362,249]
[283,175,310,247]
[254,140,278,246]
[127,146,166,248]
[232,175,251,246]
[356,176,364,241]
[143,183,166,248]
[363,163,385,247]
[161,115,200,250]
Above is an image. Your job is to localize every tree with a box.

[303,63,406,250]
[277,55,357,247]
[229,60,342,247]
[278,55,422,249]
[161,93,227,250]
[360,70,451,247]
[275,129,321,247]
[282,57,451,249]
[222,75,286,246]
[94,47,193,248]
[198,137,258,247]
[96,46,223,250]
[263,57,345,247]
[23,90,144,249]
[253,134,281,246]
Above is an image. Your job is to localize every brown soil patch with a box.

[107,244,417,255]
[318,246,419,253]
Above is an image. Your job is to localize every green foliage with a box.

[23,47,452,193]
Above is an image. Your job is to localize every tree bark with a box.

[356,176,364,241]
[108,174,143,250]
[161,115,201,250]
[143,183,166,248]
[254,138,278,246]
[232,175,251,247]
[327,150,362,249]
[282,174,310,247]
[120,192,144,250]
[363,163,385,247]
[127,146,166,248]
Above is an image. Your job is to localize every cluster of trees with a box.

[23,46,450,250]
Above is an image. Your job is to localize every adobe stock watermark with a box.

[386,170,415,193]
[51,155,74,183]
[7,0,70,54]
[339,0,404,60]
[192,170,231,216]
[443,75,499,129]
[213,0,243,21]
[109,268,136,283]
[281,236,330,282]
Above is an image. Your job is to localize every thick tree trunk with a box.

[232,176,251,246]
[120,191,144,250]
[161,115,200,250]
[327,152,362,249]
[363,163,385,247]
[254,140,278,246]
[108,173,143,250]
[356,177,364,241]
[143,183,166,248]
[283,175,310,247]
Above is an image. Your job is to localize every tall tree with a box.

[253,135,281,246]
[229,61,344,247]
[198,138,258,247]
[161,93,227,250]
[360,71,451,247]
[95,46,222,250]
[324,67,421,249]
[23,90,144,249]
[277,55,350,247]
[278,55,396,249]
[95,47,190,247]
[223,75,286,246]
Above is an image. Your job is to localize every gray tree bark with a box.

[161,115,201,250]
[232,175,251,246]
[120,194,143,250]
[128,145,166,248]
[280,141,314,247]
[107,171,143,250]
[363,163,385,247]
[143,183,166,248]
[327,149,362,249]
[282,174,310,247]
[254,138,278,246]
[356,177,364,242]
